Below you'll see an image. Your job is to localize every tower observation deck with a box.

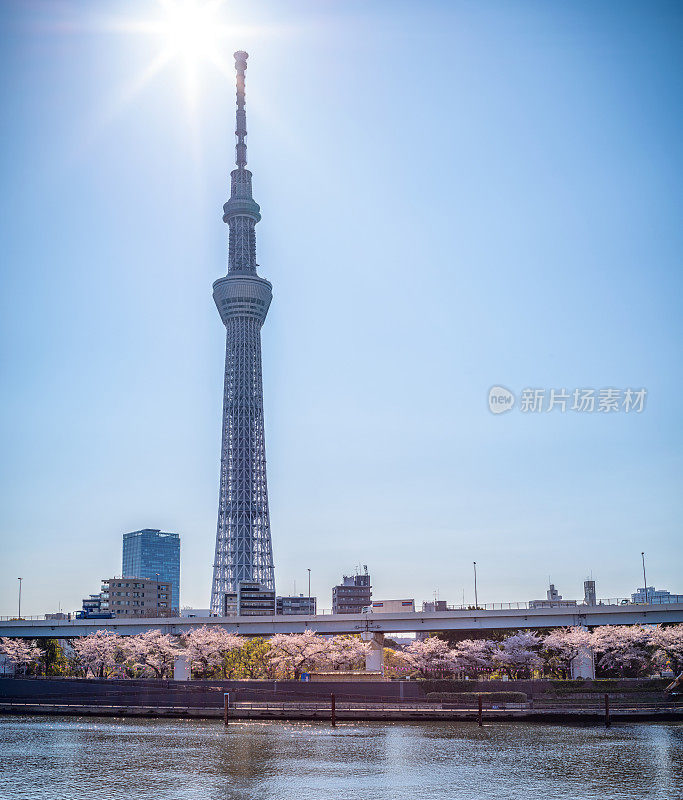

[210,52,275,615]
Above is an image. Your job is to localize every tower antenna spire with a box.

[234,50,248,169]
[222,50,261,274]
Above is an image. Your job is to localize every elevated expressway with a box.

[2,602,682,639]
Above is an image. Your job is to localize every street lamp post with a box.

[641,552,648,604]
[473,562,478,609]
[17,577,22,619]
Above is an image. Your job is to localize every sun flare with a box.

[112,0,238,111]
[156,0,226,65]
[80,0,277,145]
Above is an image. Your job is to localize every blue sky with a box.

[1,0,681,616]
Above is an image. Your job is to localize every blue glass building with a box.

[122,529,180,612]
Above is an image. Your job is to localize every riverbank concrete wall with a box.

[0,677,423,707]
[0,676,674,709]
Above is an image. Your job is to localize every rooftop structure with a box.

[529,598,578,609]
[422,600,448,613]
[529,583,576,609]
[371,599,415,613]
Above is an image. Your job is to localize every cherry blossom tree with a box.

[0,637,41,675]
[267,630,328,679]
[451,638,497,677]
[492,632,542,678]
[404,637,457,677]
[128,630,179,679]
[11,622,670,683]
[71,631,123,678]
[542,627,592,678]
[183,626,242,678]
[321,636,370,672]
[591,625,653,676]
[650,625,683,675]
[384,646,415,678]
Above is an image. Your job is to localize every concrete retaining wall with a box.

[0,677,424,707]
[0,677,674,708]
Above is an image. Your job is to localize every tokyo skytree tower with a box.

[210,52,275,614]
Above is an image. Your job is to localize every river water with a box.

[0,716,681,800]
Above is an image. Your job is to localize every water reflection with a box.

[0,716,680,800]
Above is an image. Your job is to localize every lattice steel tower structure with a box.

[210,51,275,614]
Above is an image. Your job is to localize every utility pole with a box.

[307,568,311,604]
[473,562,478,609]
[17,577,22,619]
[641,552,648,604]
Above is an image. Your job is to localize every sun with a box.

[81,0,270,139]
[156,0,226,65]
[109,0,237,111]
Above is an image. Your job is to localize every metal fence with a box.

[229,700,529,712]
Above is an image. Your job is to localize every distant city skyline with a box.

[1,0,681,615]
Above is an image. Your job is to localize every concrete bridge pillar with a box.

[362,632,385,673]
[570,641,595,679]
[174,653,191,681]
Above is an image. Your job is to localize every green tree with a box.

[227,637,272,678]
[37,639,72,676]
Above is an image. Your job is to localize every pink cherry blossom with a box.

[0,637,41,674]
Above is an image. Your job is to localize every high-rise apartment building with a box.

[122,529,180,612]
[583,579,597,605]
[332,569,372,614]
